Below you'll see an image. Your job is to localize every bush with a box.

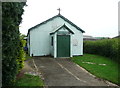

[2,2,26,86]
[83,38,119,62]
[17,34,26,71]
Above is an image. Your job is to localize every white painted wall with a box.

[28,16,83,56]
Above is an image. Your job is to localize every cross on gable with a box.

[57,8,61,15]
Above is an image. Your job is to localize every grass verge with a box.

[25,54,32,60]
[14,74,44,87]
[71,54,119,85]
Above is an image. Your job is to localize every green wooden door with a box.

[57,35,70,57]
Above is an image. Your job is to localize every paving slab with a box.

[32,57,118,86]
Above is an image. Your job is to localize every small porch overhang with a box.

[50,24,74,35]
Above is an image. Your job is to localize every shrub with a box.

[83,38,119,62]
[17,34,26,71]
[2,2,26,86]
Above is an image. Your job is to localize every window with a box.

[51,36,53,46]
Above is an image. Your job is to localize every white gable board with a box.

[27,15,84,57]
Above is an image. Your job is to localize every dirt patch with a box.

[16,59,35,79]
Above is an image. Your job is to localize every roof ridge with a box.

[28,14,59,30]
[58,15,85,33]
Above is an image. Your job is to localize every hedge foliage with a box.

[83,38,119,62]
[16,34,26,71]
[2,2,26,86]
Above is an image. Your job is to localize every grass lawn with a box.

[71,54,119,85]
[14,74,44,87]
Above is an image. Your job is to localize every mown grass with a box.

[14,74,44,87]
[71,54,119,85]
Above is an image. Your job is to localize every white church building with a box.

[27,14,85,58]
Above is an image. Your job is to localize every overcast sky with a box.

[19,0,119,38]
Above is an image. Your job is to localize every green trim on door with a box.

[57,35,70,57]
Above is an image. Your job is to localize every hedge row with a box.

[2,2,26,86]
[16,34,26,71]
[83,38,119,62]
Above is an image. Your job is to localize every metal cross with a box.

[57,8,61,15]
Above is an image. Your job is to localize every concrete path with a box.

[28,57,117,86]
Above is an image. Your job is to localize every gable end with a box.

[27,14,85,36]
[59,15,85,33]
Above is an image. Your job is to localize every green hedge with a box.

[2,2,26,86]
[17,34,26,71]
[83,38,119,62]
